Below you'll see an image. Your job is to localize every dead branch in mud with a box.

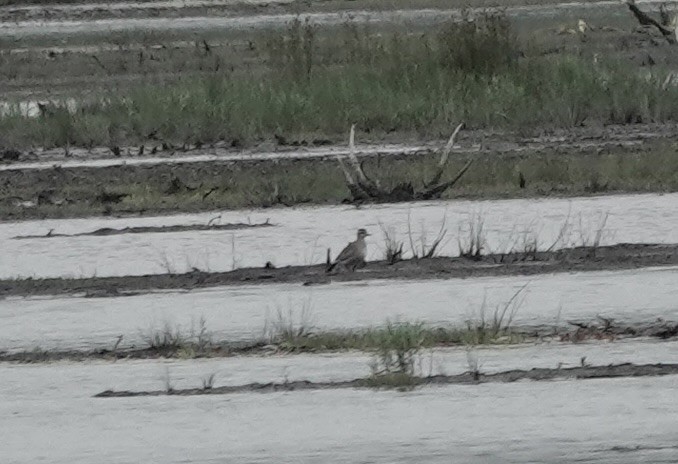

[337,123,473,203]
[626,0,678,44]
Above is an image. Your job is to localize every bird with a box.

[327,228,370,273]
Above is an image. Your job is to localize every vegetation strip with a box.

[93,363,678,397]
[4,14,678,154]
[2,243,678,298]
[3,318,676,364]
[10,220,273,240]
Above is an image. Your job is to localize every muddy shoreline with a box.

[2,243,677,298]
[11,220,273,239]
[93,362,678,397]
[3,123,674,169]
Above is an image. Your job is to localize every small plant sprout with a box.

[466,348,481,381]
[201,373,217,390]
[155,250,177,274]
[458,213,486,260]
[162,366,174,393]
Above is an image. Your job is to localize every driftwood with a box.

[337,123,473,203]
[626,0,678,44]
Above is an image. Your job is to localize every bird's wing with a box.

[334,242,356,262]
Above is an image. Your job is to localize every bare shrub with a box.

[407,211,449,259]
[379,222,404,264]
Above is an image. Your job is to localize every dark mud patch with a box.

[4,318,677,364]
[2,243,678,298]
[2,124,678,221]
[93,362,678,397]
[11,220,273,240]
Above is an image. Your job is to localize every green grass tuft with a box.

[4,13,678,150]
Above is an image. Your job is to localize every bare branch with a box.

[336,156,356,185]
[439,122,465,168]
[336,155,372,201]
[347,124,378,189]
[427,122,465,187]
[421,158,474,200]
[423,222,448,258]
[626,0,677,44]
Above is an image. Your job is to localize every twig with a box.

[427,122,465,187]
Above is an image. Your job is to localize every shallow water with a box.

[3,267,678,351]
[2,192,677,279]
[3,375,677,463]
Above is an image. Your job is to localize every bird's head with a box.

[357,228,371,239]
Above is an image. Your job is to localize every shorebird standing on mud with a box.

[327,228,371,273]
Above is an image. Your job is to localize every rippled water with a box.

[3,192,677,279]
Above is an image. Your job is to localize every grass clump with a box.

[142,316,213,358]
[369,321,426,376]
[463,285,528,345]
[265,317,527,355]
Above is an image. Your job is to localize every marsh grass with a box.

[265,317,526,355]
[142,316,213,357]
[5,13,678,150]
[463,284,528,345]
[263,302,315,350]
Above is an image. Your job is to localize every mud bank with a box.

[2,125,677,220]
[2,243,677,298]
[10,220,272,239]
[93,362,678,396]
